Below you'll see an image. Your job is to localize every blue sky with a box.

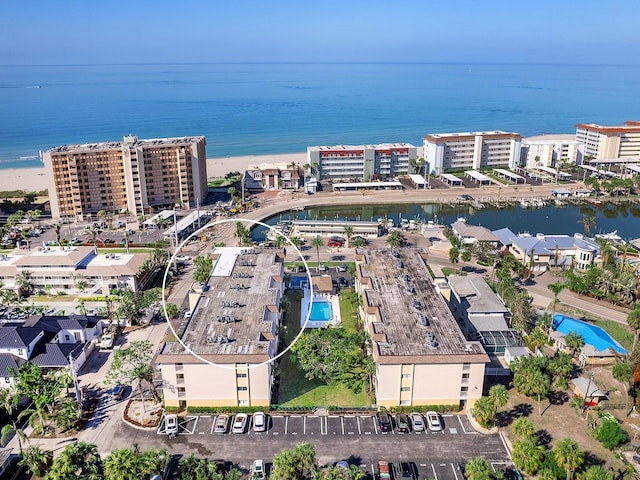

[1,0,638,65]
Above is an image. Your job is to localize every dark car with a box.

[109,384,126,400]
[400,462,415,480]
[377,412,392,432]
[396,413,410,433]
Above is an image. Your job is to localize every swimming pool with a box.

[310,302,332,322]
[553,314,627,355]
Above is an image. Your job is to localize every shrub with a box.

[595,420,628,449]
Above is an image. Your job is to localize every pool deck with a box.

[553,314,627,355]
[300,286,342,329]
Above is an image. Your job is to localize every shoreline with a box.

[0,152,310,193]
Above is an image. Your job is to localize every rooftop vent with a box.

[426,332,438,349]
[221,301,243,308]
[416,314,429,327]
[464,344,474,352]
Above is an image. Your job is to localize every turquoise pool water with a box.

[310,302,332,321]
[553,314,627,355]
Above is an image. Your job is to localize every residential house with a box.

[244,162,302,191]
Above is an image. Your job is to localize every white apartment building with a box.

[423,131,522,175]
[520,134,582,168]
[576,121,640,160]
[42,135,208,220]
[307,144,417,180]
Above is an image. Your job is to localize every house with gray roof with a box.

[0,315,102,387]
[451,220,499,246]
[447,274,522,354]
[509,232,601,272]
[492,227,516,249]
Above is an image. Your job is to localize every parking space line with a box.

[210,416,216,434]
[457,415,469,434]
[303,416,306,435]
[320,417,327,435]
[431,464,438,480]
[451,463,460,480]
[373,416,379,434]
[341,417,344,435]
[357,416,361,435]
[285,416,289,435]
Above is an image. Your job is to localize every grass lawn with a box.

[277,290,369,408]
[286,261,354,269]
[29,295,72,302]
[441,267,465,276]
[338,288,359,333]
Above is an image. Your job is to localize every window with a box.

[178,387,185,393]
[18,349,23,356]
[401,373,411,379]
[176,374,184,380]
[462,373,470,380]
[461,386,468,392]
[399,400,409,405]
[237,373,247,378]
[400,387,411,392]
[238,400,249,406]
[237,386,248,391]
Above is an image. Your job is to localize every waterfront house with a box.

[245,162,302,191]
[509,233,601,272]
[451,220,499,247]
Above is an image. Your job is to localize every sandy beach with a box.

[0,152,309,193]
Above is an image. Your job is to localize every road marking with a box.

[320,417,327,435]
[303,416,306,435]
[357,416,361,435]
[457,415,470,434]
[285,416,288,435]
[210,416,217,434]
[341,416,345,435]
[373,416,379,434]
[431,464,438,480]
[498,432,511,455]
[451,463,460,480]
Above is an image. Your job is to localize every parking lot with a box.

[153,413,509,479]
[157,413,479,438]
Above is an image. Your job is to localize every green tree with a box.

[311,235,323,271]
[193,254,213,284]
[488,384,509,409]
[594,419,627,450]
[234,221,251,246]
[15,269,35,298]
[461,248,472,263]
[342,224,354,248]
[314,464,365,480]
[626,304,640,351]
[511,357,552,416]
[271,447,301,480]
[45,441,102,480]
[53,398,80,432]
[162,302,179,320]
[0,387,28,453]
[578,214,596,236]
[19,445,52,478]
[553,438,584,480]
[10,363,63,434]
[548,281,565,320]
[103,447,168,480]
[449,246,460,264]
[464,456,492,480]
[472,396,497,429]
[563,331,585,357]
[351,237,365,248]
[512,416,535,439]
[511,438,545,475]
[578,465,613,480]
[386,230,403,248]
[612,361,632,407]
[116,288,155,326]
[106,340,157,411]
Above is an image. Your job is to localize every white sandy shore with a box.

[0,152,309,193]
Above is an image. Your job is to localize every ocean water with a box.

[1,63,640,169]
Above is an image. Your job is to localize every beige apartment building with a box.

[157,247,285,409]
[355,248,489,409]
[42,135,208,220]
[576,121,640,160]
[423,131,522,175]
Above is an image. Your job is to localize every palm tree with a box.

[386,230,403,248]
[488,384,509,409]
[547,280,565,322]
[512,417,535,439]
[0,388,28,454]
[578,214,596,236]
[103,448,138,480]
[15,270,35,298]
[311,235,323,271]
[293,441,316,474]
[553,438,584,480]
[464,456,492,480]
[342,224,354,248]
[612,361,632,408]
[626,304,640,351]
[53,222,62,245]
[19,445,52,478]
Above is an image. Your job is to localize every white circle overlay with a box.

[161,217,313,370]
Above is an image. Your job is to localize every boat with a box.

[595,230,624,244]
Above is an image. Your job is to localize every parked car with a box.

[396,413,410,433]
[109,384,125,400]
[165,414,178,437]
[377,412,392,432]
[400,462,415,480]
[327,240,342,247]
[318,263,327,271]
[232,413,248,433]
[253,411,267,432]
[426,411,442,431]
[378,461,392,479]
[100,334,114,349]
[251,460,266,480]
[214,414,230,434]
[409,412,424,432]
[337,264,347,272]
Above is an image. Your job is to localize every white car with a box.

[251,460,265,480]
[253,411,267,432]
[232,413,248,433]
[410,412,425,432]
[165,414,178,437]
[426,411,442,432]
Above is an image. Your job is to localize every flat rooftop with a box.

[308,143,414,152]
[357,248,487,363]
[447,275,510,315]
[47,135,205,154]
[161,247,284,363]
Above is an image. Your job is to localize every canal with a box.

[252,201,640,241]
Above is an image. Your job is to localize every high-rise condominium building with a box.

[520,134,582,169]
[423,131,522,175]
[42,135,207,220]
[307,143,416,180]
[576,121,640,160]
